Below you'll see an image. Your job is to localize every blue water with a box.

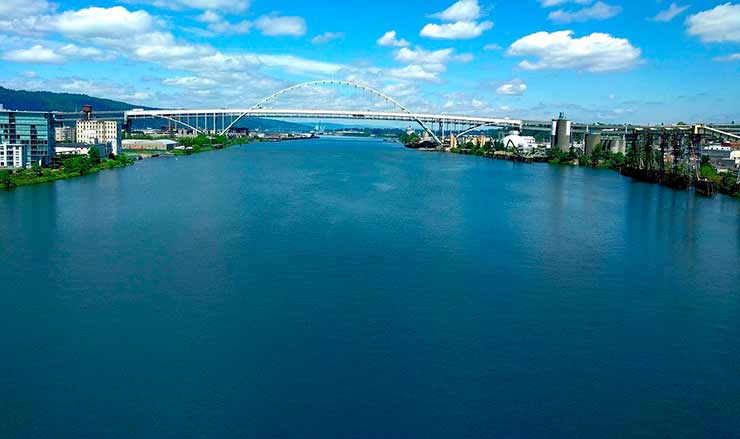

[1,138,739,438]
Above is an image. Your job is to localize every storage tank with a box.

[551,113,572,152]
[603,138,627,154]
[585,133,602,156]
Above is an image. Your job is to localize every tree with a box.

[88,147,101,165]
[31,163,43,177]
[0,170,16,190]
[64,156,93,175]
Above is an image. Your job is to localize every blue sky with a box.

[0,0,738,123]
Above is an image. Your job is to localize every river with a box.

[1,137,739,438]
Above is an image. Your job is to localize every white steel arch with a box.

[221,80,442,143]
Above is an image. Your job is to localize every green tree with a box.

[88,147,101,165]
[0,170,16,190]
[64,156,93,175]
[31,163,43,177]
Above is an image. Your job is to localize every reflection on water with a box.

[0,138,739,439]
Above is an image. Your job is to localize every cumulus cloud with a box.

[430,0,482,21]
[686,3,740,43]
[421,0,492,40]
[420,20,493,40]
[389,46,473,82]
[496,79,527,95]
[0,0,54,19]
[2,45,65,63]
[508,31,642,72]
[377,30,410,47]
[125,0,250,13]
[49,7,156,39]
[196,12,251,34]
[539,0,592,6]
[548,1,622,23]
[388,65,440,82]
[312,32,344,44]
[651,3,690,22]
[254,15,306,37]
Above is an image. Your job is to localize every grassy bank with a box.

[1,154,135,190]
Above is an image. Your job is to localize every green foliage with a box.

[548,148,577,165]
[579,155,592,166]
[398,132,420,145]
[63,156,93,175]
[0,85,144,112]
[0,170,16,190]
[700,164,718,179]
[31,163,43,177]
[88,147,102,165]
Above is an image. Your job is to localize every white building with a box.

[55,144,110,157]
[55,126,76,143]
[76,119,122,156]
[502,130,537,153]
[0,144,27,169]
[121,139,180,151]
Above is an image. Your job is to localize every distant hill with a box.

[0,86,148,112]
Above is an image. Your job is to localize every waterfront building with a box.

[502,130,537,153]
[76,119,122,155]
[55,125,76,143]
[121,139,180,151]
[55,143,110,158]
[0,109,55,168]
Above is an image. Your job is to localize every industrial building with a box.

[121,139,180,151]
[551,113,572,152]
[0,109,55,168]
[502,130,537,154]
[77,119,121,155]
[55,144,110,158]
[55,125,76,143]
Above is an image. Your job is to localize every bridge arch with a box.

[220,80,441,143]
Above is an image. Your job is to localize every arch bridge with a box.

[123,80,524,145]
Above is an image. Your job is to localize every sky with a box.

[0,0,738,124]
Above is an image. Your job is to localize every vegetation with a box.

[398,132,420,145]
[1,152,134,190]
[0,85,146,112]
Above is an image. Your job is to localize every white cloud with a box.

[0,0,54,19]
[312,32,344,44]
[163,76,218,87]
[686,3,740,43]
[126,0,250,13]
[651,3,690,22]
[713,53,740,62]
[254,15,306,37]
[49,7,156,39]
[195,10,250,34]
[548,1,622,23]
[483,43,501,51]
[377,30,410,47]
[420,20,493,40]
[539,0,592,7]
[58,44,113,61]
[496,79,527,95]
[388,65,440,82]
[2,45,65,63]
[430,0,482,21]
[508,31,642,72]
[394,47,472,65]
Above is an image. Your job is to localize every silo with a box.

[585,133,602,156]
[551,113,572,152]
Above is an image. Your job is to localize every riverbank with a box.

[1,155,135,190]
[1,137,249,191]
[414,141,740,199]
